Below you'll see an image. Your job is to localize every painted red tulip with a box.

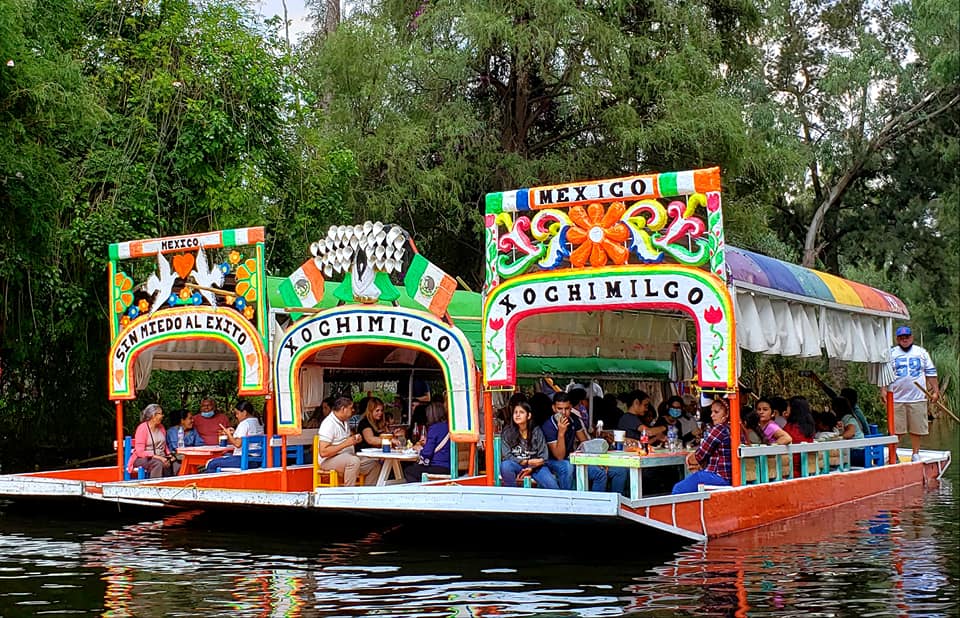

[488,317,504,331]
[703,306,723,324]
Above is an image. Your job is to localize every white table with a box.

[357,448,419,486]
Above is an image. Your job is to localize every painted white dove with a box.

[144,252,177,314]
[190,246,224,306]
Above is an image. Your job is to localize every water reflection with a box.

[0,444,957,616]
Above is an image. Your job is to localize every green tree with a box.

[297,0,783,285]
[750,0,959,270]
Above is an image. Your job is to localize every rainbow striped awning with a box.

[727,247,908,318]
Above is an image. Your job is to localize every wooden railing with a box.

[738,435,899,484]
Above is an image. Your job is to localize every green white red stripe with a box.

[404,254,457,317]
[278,259,325,308]
[109,227,265,260]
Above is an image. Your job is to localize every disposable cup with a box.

[613,429,625,451]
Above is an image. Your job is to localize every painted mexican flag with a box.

[404,254,456,317]
[278,259,324,308]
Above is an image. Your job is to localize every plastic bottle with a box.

[177,426,185,450]
[640,428,650,455]
[667,424,678,451]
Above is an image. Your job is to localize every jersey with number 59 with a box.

[888,344,937,403]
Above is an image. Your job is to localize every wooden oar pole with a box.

[181,281,230,296]
[914,381,960,424]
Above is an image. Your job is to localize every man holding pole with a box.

[885,326,939,461]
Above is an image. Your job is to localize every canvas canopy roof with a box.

[727,247,906,380]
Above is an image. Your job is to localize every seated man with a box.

[618,390,667,445]
[541,392,626,494]
[192,397,230,446]
[317,397,380,486]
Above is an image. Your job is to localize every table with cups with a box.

[568,448,691,500]
[357,447,419,486]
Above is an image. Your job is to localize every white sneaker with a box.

[911,453,921,462]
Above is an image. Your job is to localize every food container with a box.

[381,434,392,453]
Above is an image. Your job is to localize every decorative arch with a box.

[108,306,268,400]
[273,306,479,439]
[483,265,736,389]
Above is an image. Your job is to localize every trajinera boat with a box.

[0,168,949,540]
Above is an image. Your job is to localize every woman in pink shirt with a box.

[128,404,175,478]
[756,398,792,445]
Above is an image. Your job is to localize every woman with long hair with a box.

[784,396,816,444]
[403,403,452,482]
[499,402,559,489]
[756,398,792,445]
[357,397,387,448]
[672,398,733,493]
[205,400,265,472]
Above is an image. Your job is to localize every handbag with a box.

[418,433,449,466]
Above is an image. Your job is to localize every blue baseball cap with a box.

[896,326,912,337]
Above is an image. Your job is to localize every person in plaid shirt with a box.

[672,398,732,493]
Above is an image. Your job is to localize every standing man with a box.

[885,326,939,461]
[192,397,230,446]
[317,397,380,486]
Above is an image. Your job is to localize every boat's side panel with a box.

[702,462,927,537]
[0,475,85,497]
[110,466,316,492]
[22,467,120,482]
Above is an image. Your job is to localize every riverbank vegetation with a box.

[0,0,956,471]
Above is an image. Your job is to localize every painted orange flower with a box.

[235,258,258,302]
[113,272,134,314]
[566,202,630,267]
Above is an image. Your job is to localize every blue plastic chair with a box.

[863,424,886,468]
[270,436,305,467]
[122,436,147,481]
[239,435,266,470]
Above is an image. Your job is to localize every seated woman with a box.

[741,409,762,444]
[408,402,428,445]
[499,402,559,489]
[403,402,451,482]
[205,400,264,472]
[756,398,792,445]
[672,399,732,493]
[128,404,176,478]
[357,397,387,448]
[783,396,816,444]
[833,396,867,466]
[165,409,203,454]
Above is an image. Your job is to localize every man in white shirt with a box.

[317,397,380,486]
[884,326,939,461]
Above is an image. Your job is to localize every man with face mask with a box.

[192,397,230,446]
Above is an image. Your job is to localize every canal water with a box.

[1,425,956,617]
